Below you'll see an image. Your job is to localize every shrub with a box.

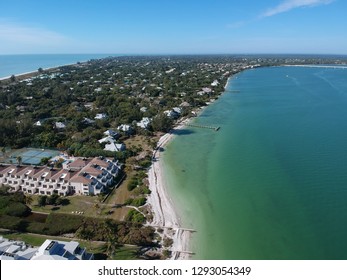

[138,159,152,169]
[126,209,146,223]
[131,197,147,207]
[162,249,172,259]
[0,214,24,230]
[4,202,31,217]
[163,237,173,248]
[37,195,47,207]
[44,213,84,235]
[26,222,47,234]
[46,194,59,205]
[124,198,134,205]
[133,186,151,196]
[127,179,138,191]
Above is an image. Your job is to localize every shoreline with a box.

[146,77,233,260]
[0,54,113,81]
[147,118,193,260]
[0,63,84,81]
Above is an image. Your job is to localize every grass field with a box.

[31,195,100,216]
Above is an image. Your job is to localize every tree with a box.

[16,156,22,166]
[40,157,50,165]
[10,75,16,82]
[37,195,47,207]
[46,194,59,205]
[151,113,173,133]
[93,203,101,216]
[102,219,118,258]
[24,195,33,206]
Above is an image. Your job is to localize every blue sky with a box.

[0,0,346,54]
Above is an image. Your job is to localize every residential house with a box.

[164,107,181,119]
[117,124,133,133]
[0,236,93,260]
[103,129,120,139]
[54,122,66,129]
[136,117,151,129]
[104,142,125,152]
[211,80,219,86]
[94,113,107,120]
[0,237,38,260]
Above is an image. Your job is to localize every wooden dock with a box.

[186,123,220,131]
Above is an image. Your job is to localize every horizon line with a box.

[1,52,347,57]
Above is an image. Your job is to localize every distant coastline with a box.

[0,54,114,80]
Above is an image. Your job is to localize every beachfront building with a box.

[136,117,151,129]
[98,135,125,153]
[164,107,181,119]
[0,236,93,260]
[0,157,121,196]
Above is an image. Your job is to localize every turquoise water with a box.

[163,66,347,259]
[0,54,114,78]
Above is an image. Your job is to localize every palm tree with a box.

[24,195,33,206]
[103,219,118,258]
[16,156,22,166]
[93,203,101,216]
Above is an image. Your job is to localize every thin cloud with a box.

[0,19,68,46]
[260,0,335,18]
[226,21,247,29]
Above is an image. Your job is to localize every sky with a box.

[0,0,346,55]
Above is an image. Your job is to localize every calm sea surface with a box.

[163,66,347,259]
[0,54,114,78]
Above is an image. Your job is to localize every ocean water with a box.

[163,66,347,259]
[0,54,114,79]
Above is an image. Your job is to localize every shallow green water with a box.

[163,66,347,259]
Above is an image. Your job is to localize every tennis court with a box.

[7,148,60,165]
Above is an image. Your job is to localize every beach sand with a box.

[147,118,193,260]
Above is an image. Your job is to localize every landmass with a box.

[1,55,347,259]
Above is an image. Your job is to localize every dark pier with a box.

[225,90,240,93]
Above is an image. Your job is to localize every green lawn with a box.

[0,231,73,246]
[30,195,100,216]
[111,245,141,260]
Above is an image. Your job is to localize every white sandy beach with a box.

[0,61,91,81]
[147,118,193,260]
